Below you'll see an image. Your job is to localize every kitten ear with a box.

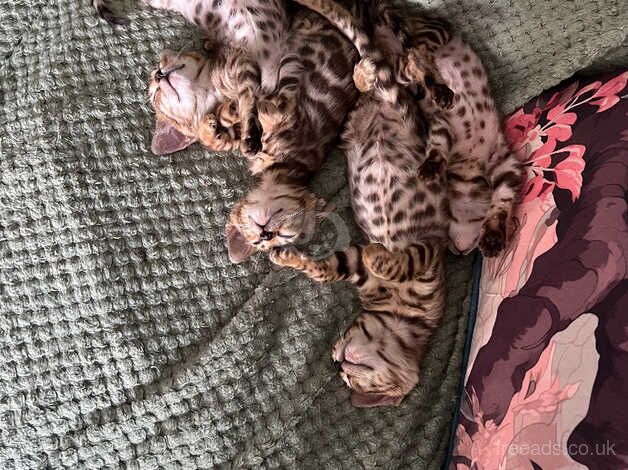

[225,222,256,263]
[151,118,196,155]
[350,392,404,408]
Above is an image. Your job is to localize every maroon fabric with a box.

[452,71,628,469]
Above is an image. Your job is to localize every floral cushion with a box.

[450,70,628,470]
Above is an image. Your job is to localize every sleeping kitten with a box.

[220,0,455,264]
[272,0,454,407]
[97,0,290,156]
[224,8,361,262]
[429,38,523,256]
[149,47,266,156]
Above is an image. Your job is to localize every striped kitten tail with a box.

[92,0,129,25]
[292,0,375,59]
[270,245,369,286]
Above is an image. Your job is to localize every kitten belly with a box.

[347,150,447,251]
[434,38,500,159]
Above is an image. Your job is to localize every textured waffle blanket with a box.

[0,0,625,468]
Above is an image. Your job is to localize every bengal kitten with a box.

[224,8,362,262]
[216,0,454,265]
[148,47,269,157]
[97,0,290,156]
[271,1,454,408]
[429,37,523,256]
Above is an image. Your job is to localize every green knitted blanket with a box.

[0,0,625,468]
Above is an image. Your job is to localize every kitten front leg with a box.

[404,48,454,109]
[234,57,263,157]
[479,140,523,257]
[270,246,367,284]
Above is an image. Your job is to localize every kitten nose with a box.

[259,230,274,241]
[155,64,185,82]
[252,215,271,228]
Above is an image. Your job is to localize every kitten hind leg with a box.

[234,56,263,157]
[363,242,443,282]
[238,91,262,157]
[419,117,452,180]
[479,139,523,257]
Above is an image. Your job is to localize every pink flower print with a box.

[505,107,542,148]
[454,343,579,470]
[552,145,586,201]
[544,81,580,110]
[522,174,555,202]
[520,139,556,202]
[521,143,586,203]
[589,71,628,112]
[503,73,628,204]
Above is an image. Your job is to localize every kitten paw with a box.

[433,83,455,109]
[199,113,240,152]
[269,246,303,268]
[241,117,262,157]
[247,152,274,175]
[418,156,446,181]
[405,49,427,83]
[479,218,506,257]
[353,57,377,93]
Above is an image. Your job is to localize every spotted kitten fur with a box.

[430,38,523,256]
[224,7,362,262]
[304,0,523,256]
[97,0,290,156]
[272,0,454,407]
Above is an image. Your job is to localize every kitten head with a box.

[149,49,222,155]
[449,218,484,255]
[448,192,491,255]
[225,172,331,263]
[447,163,492,255]
[332,311,429,407]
